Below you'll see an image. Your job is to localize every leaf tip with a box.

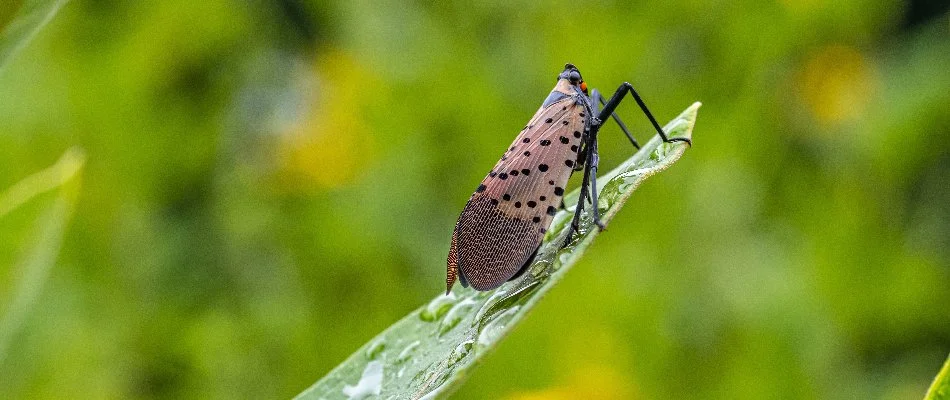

[677,102,702,142]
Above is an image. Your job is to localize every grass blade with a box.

[295,103,701,400]
[0,148,84,363]
[925,354,950,400]
[0,0,69,73]
[0,147,84,219]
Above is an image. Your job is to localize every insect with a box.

[446,63,690,293]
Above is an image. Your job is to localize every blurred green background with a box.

[1,0,949,399]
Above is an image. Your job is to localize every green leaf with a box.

[295,103,701,400]
[925,354,950,400]
[0,148,84,363]
[0,0,69,73]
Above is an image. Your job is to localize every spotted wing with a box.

[447,96,588,291]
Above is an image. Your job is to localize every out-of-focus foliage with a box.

[0,0,69,72]
[0,148,82,367]
[0,1,947,399]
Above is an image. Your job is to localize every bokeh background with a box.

[1,0,949,399]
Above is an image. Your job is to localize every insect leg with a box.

[592,88,640,149]
[587,129,605,230]
[598,83,691,146]
[563,132,598,247]
[574,136,589,172]
[561,95,609,246]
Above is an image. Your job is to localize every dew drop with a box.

[475,279,541,324]
[419,293,457,322]
[559,251,572,264]
[438,298,478,336]
[473,291,508,322]
[477,306,521,348]
[342,361,383,400]
[397,340,420,364]
[448,339,475,365]
[364,338,386,360]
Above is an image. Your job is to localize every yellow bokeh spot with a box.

[278,50,379,190]
[505,364,638,400]
[797,45,876,125]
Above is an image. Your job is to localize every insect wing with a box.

[447,96,587,291]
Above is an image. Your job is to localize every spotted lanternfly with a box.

[446,63,690,293]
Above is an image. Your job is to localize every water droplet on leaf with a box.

[438,298,477,336]
[448,340,474,365]
[477,306,520,348]
[342,361,383,400]
[397,341,420,364]
[419,293,457,321]
[365,338,386,360]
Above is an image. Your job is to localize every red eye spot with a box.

[580,82,588,92]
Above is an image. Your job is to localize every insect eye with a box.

[568,70,581,84]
